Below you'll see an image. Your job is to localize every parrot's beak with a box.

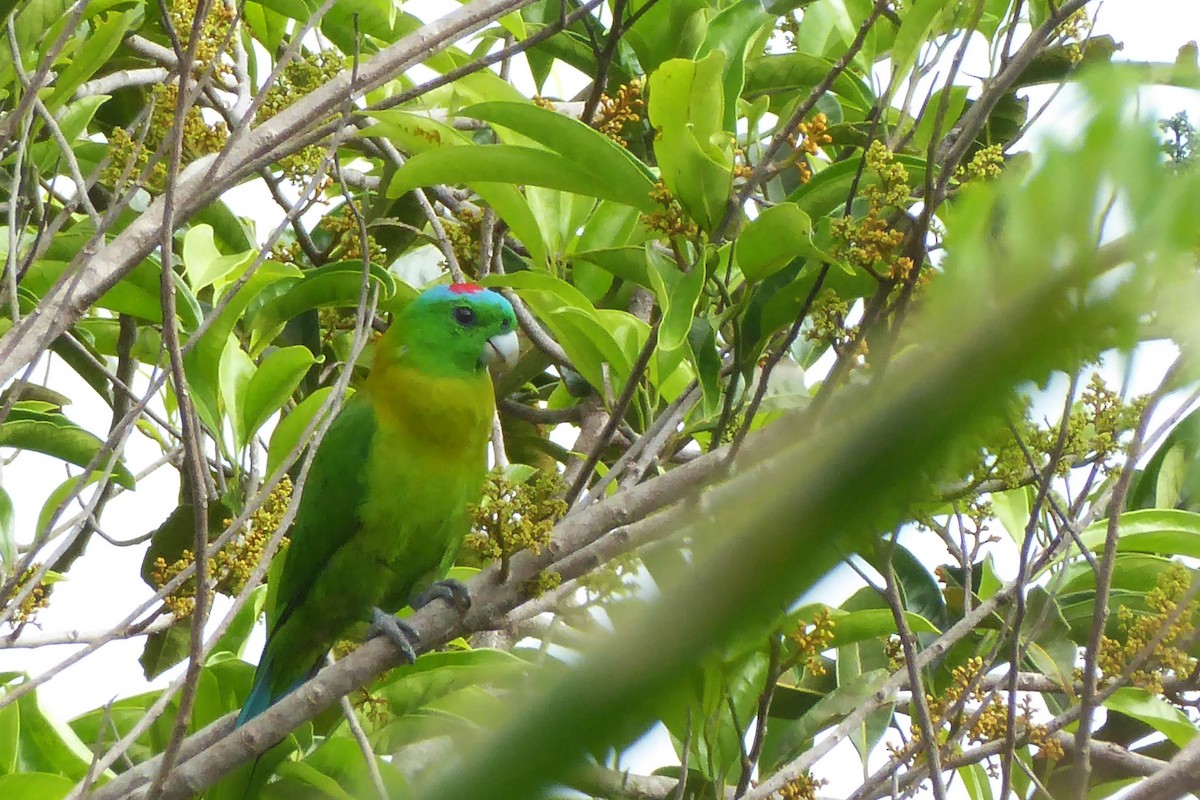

[484,330,520,367]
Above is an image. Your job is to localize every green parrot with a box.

[236,283,518,725]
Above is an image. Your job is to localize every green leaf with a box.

[184,260,300,433]
[210,585,268,661]
[140,621,193,682]
[247,261,394,355]
[959,763,995,800]
[45,8,137,109]
[737,203,820,282]
[573,247,652,288]
[622,0,707,73]
[744,53,873,114]
[22,257,200,327]
[891,0,947,82]
[368,110,548,266]
[1022,588,1077,693]
[825,608,940,648]
[388,145,656,212]
[0,486,13,571]
[241,346,319,448]
[483,272,644,391]
[761,668,889,769]
[265,386,352,478]
[0,773,73,800]
[35,472,105,541]
[866,543,949,630]
[696,0,772,132]
[1103,687,1197,748]
[991,485,1032,542]
[649,53,735,232]
[463,101,656,187]
[182,224,257,293]
[214,343,253,455]
[910,85,968,153]
[0,693,17,774]
[192,200,257,254]
[9,685,96,781]
[1079,509,1200,557]
[28,95,111,173]
[660,260,706,353]
[1155,441,1187,508]
[0,406,134,488]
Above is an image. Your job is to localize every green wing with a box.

[270,395,376,633]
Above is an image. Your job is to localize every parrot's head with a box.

[388,283,519,376]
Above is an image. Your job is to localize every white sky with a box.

[1,2,1198,797]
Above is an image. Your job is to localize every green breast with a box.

[357,363,495,609]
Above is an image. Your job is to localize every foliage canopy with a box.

[2,0,1200,798]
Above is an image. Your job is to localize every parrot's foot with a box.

[412,579,471,613]
[368,608,419,663]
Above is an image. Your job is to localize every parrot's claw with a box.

[412,579,472,613]
[368,608,420,663]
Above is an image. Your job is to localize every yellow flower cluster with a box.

[104,82,229,193]
[960,144,1005,182]
[321,202,387,266]
[444,206,486,275]
[593,80,644,148]
[895,657,1062,768]
[524,568,563,598]
[791,113,832,184]
[217,476,294,595]
[1097,562,1198,695]
[466,470,567,570]
[1054,8,1093,64]
[258,51,345,183]
[778,771,828,800]
[578,550,641,599]
[830,141,909,278]
[787,607,837,676]
[169,0,235,78]
[152,478,294,618]
[804,290,866,362]
[643,181,699,238]
[979,376,1144,489]
[3,564,52,626]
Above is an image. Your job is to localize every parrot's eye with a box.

[453,306,477,326]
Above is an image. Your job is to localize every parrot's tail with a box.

[236,657,275,727]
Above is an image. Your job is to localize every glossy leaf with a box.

[1103,687,1197,748]
[241,346,319,449]
[34,472,105,541]
[389,144,657,212]
[696,0,772,132]
[0,693,16,774]
[0,486,13,570]
[247,261,395,355]
[0,772,73,800]
[463,101,656,188]
[648,53,735,232]
[0,406,134,489]
[44,8,137,109]
[265,387,352,478]
[182,224,256,293]
[367,110,548,265]
[737,203,821,282]
[1079,509,1200,558]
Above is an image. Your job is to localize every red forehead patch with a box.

[449,283,484,294]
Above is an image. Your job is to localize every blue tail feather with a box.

[236,655,275,727]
